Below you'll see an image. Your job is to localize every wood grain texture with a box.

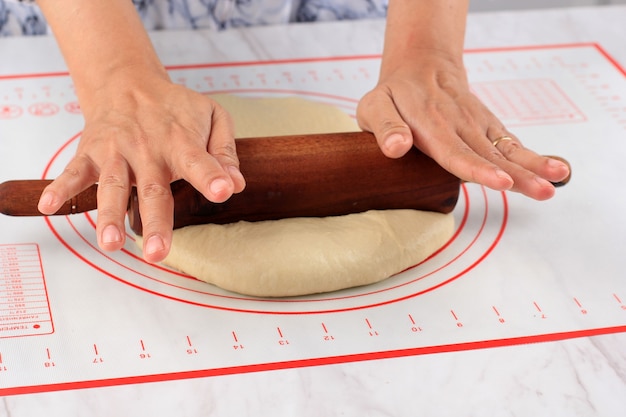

[129,131,460,235]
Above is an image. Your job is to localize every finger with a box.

[210,142,246,195]
[175,144,236,204]
[357,90,514,191]
[207,107,246,193]
[38,155,99,215]
[135,174,174,263]
[487,134,568,200]
[172,109,240,203]
[409,120,515,191]
[490,133,571,183]
[95,158,131,252]
[436,139,515,192]
[545,155,572,187]
[356,91,414,159]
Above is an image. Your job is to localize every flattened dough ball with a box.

[152,209,454,297]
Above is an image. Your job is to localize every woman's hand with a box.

[357,51,570,200]
[359,0,570,200]
[38,72,245,263]
[36,0,244,262]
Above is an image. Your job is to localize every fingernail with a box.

[495,169,513,182]
[535,176,553,188]
[145,235,165,255]
[384,134,410,154]
[102,225,122,244]
[548,158,569,171]
[39,191,56,208]
[209,178,230,196]
[228,166,245,183]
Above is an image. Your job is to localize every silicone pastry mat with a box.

[1,44,625,395]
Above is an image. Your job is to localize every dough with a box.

[138,95,455,297]
[211,94,360,137]
[153,210,453,297]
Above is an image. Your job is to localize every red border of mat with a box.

[1,43,624,396]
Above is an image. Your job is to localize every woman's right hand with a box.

[38,72,246,263]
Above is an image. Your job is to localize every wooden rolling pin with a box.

[0,131,461,235]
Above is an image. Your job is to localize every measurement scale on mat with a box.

[0,244,53,338]
[1,271,625,390]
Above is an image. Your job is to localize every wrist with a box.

[75,67,171,119]
[379,50,467,85]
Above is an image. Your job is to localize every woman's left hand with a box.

[357,51,570,200]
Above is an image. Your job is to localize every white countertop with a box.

[1,5,626,417]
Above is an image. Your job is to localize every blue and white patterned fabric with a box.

[0,0,388,36]
[0,0,46,35]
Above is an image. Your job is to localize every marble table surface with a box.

[1,5,626,417]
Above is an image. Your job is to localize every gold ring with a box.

[491,136,513,147]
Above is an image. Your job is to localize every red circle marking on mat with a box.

[42,92,508,314]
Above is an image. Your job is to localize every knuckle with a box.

[96,206,124,220]
[378,119,410,133]
[178,148,207,171]
[442,144,474,173]
[98,173,129,192]
[141,219,166,233]
[487,148,507,162]
[371,118,412,143]
[357,91,381,111]
[213,141,237,158]
[129,133,149,149]
[62,154,92,178]
[139,182,171,201]
[498,141,523,159]
[62,165,82,179]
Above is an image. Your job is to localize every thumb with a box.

[356,90,414,159]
